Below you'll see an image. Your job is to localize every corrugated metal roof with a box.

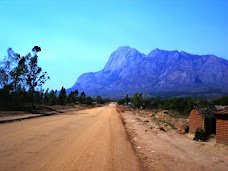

[194,106,216,118]
[214,107,228,115]
[194,106,228,116]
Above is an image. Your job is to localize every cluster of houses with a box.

[189,106,228,145]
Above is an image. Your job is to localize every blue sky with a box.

[0,0,227,90]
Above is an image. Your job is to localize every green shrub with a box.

[194,128,208,141]
[185,126,189,133]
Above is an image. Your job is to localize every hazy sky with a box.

[0,0,227,90]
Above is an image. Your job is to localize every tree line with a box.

[117,93,228,116]
[0,46,49,110]
[43,87,110,106]
[0,46,109,110]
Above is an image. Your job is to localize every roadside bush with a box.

[84,96,93,105]
[185,126,189,133]
[194,128,208,141]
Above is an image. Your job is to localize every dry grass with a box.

[116,105,132,113]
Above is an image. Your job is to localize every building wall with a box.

[189,109,204,133]
[216,115,228,145]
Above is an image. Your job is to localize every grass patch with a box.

[166,122,176,129]
[194,128,208,141]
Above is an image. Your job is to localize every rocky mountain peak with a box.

[115,46,136,52]
[69,46,228,97]
[110,46,140,58]
[148,48,168,57]
[148,48,180,57]
[103,46,143,71]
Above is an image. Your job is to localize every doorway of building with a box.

[205,117,216,135]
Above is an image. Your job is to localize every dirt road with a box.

[0,104,141,171]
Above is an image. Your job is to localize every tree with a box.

[26,46,49,107]
[79,91,86,103]
[96,96,104,104]
[2,48,15,86]
[34,90,43,105]
[124,95,130,104]
[168,96,195,115]
[67,91,75,104]
[138,93,143,106]
[74,90,78,100]
[4,48,27,89]
[103,97,110,103]
[132,93,143,108]
[0,68,7,89]
[196,99,210,106]
[212,96,228,106]
[43,88,49,105]
[58,87,66,105]
[84,96,93,105]
[117,98,125,105]
[1,48,29,108]
[49,90,57,106]
[10,55,28,105]
[0,46,49,109]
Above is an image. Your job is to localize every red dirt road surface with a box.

[0,103,141,171]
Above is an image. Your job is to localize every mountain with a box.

[68,46,228,98]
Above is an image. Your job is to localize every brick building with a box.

[189,107,216,135]
[189,109,204,133]
[189,106,228,145]
[214,107,228,145]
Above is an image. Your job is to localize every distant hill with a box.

[67,46,228,98]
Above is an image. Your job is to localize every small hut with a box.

[214,107,228,145]
[189,106,228,145]
[189,106,216,135]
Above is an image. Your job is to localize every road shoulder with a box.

[120,110,228,171]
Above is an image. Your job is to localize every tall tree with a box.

[67,91,75,104]
[124,95,129,104]
[1,48,28,108]
[79,91,86,103]
[0,68,7,89]
[49,90,57,106]
[43,88,49,105]
[0,46,49,109]
[10,56,28,104]
[26,46,49,106]
[74,90,79,102]
[58,87,66,105]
